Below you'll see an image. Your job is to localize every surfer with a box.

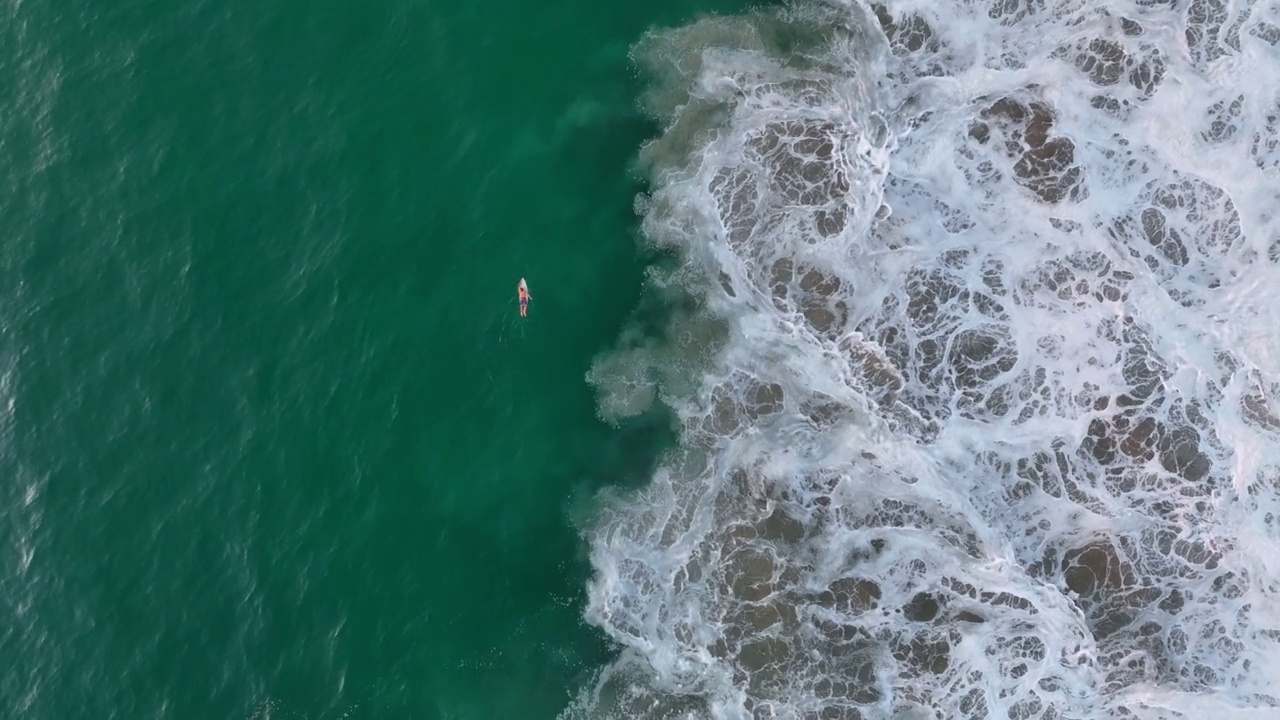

[517,278,531,317]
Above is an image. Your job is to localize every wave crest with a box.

[570,1,1280,718]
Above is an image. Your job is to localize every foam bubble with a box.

[570,0,1280,717]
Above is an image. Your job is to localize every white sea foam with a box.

[570,0,1280,718]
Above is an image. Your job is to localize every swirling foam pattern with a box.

[572,0,1280,718]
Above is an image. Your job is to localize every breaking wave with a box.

[571,0,1280,717]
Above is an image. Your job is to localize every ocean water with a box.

[0,0,757,718]
[6,0,1280,716]
[575,0,1280,718]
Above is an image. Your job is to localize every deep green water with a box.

[0,0,752,717]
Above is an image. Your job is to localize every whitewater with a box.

[569,0,1280,718]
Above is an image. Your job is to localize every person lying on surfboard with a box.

[517,279,531,317]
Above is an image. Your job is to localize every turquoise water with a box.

[0,0,753,717]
